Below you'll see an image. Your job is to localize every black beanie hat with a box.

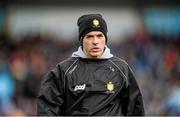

[77,14,108,43]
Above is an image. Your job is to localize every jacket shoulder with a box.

[109,56,129,67]
[56,57,79,71]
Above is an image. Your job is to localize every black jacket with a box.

[37,56,144,116]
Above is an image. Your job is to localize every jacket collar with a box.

[72,46,113,59]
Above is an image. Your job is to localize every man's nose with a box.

[92,36,98,44]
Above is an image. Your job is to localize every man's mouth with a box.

[91,47,100,52]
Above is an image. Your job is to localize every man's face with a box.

[82,31,106,59]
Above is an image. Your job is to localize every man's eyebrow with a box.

[86,34,94,37]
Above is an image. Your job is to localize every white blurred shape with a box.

[7,6,142,42]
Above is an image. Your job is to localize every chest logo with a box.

[107,82,114,92]
[74,84,86,91]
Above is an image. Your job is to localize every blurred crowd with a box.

[0,30,180,115]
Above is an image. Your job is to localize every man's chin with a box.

[89,54,101,58]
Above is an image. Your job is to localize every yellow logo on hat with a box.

[107,82,114,92]
[92,19,100,27]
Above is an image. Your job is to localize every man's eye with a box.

[86,35,93,38]
[97,34,104,38]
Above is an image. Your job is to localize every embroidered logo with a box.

[107,82,115,93]
[74,84,86,91]
[109,66,115,72]
[92,19,100,28]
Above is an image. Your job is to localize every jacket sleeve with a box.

[120,65,145,116]
[36,65,65,116]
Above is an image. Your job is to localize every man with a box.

[37,14,145,116]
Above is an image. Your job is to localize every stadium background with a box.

[0,0,180,115]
